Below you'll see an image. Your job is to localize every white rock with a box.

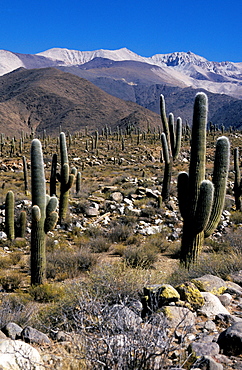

[198,292,230,318]
[0,339,44,369]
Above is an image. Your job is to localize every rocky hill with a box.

[0,67,161,137]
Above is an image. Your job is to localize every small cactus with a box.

[58,132,77,223]
[5,190,15,241]
[234,147,242,211]
[31,139,58,285]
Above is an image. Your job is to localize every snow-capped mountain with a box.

[0,47,242,99]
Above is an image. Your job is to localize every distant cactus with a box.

[5,190,15,241]
[76,171,82,195]
[22,156,29,196]
[178,93,230,268]
[160,95,182,201]
[58,132,77,223]
[234,147,242,211]
[31,139,58,285]
[19,210,26,238]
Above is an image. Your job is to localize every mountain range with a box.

[0,47,242,136]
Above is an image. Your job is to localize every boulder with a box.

[0,339,44,369]
[192,355,223,370]
[218,293,232,307]
[142,284,180,316]
[161,306,196,330]
[217,321,242,356]
[110,192,123,203]
[191,275,227,295]
[2,322,22,340]
[21,326,51,345]
[176,281,205,310]
[106,304,142,332]
[188,340,220,358]
[198,292,230,318]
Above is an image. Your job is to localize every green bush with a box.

[29,283,66,303]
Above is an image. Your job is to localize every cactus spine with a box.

[234,147,242,211]
[59,132,77,223]
[5,190,15,241]
[31,139,58,285]
[178,93,230,268]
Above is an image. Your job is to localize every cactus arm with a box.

[194,180,214,233]
[204,136,230,237]
[168,113,175,156]
[160,94,171,154]
[173,117,182,161]
[177,171,189,220]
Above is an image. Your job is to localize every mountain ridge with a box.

[0,47,242,99]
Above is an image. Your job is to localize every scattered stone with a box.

[107,304,142,332]
[218,293,232,307]
[142,284,180,315]
[110,192,123,202]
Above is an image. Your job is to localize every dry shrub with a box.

[46,249,97,280]
[230,211,242,225]
[0,293,36,328]
[29,283,66,303]
[124,245,158,269]
[0,273,22,292]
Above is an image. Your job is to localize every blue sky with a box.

[0,0,241,62]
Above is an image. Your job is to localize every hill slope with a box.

[0,67,162,137]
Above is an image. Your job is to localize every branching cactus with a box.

[31,139,58,285]
[5,190,15,241]
[178,93,230,268]
[59,132,77,223]
[234,147,242,211]
[160,95,182,201]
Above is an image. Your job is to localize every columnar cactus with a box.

[19,210,26,238]
[59,132,77,223]
[31,139,58,285]
[50,153,57,196]
[5,190,15,241]
[76,171,82,195]
[178,93,230,268]
[22,156,29,196]
[160,95,182,201]
[234,147,242,211]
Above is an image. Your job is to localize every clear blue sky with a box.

[0,0,241,62]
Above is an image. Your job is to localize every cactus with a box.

[59,132,77,223]
[76,171,82,195]
[178,93,230,268]
[160,95,182,201]
[50,153,57,196]
[5,190,15,241]
[31,139,58,285]
[22,156,29,196]
[19,210,26,238]
[234,147,242,211]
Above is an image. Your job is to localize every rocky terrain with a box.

[0,119,241,369]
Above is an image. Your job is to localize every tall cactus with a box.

[5,190,15,241]
[59,132,77,223]
[234,147,242,211]
[160,95,182,201]
[178,93,230,268]
[31,139,58,285]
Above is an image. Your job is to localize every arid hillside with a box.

[0,67,161,137]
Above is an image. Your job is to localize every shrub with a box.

[108,223,133,243]
[124,245,158,269]
[46,249,97,280]
[230,211,242,225]
[88,236,111,253]
[29,283,66,303]
[0,273,22,292]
